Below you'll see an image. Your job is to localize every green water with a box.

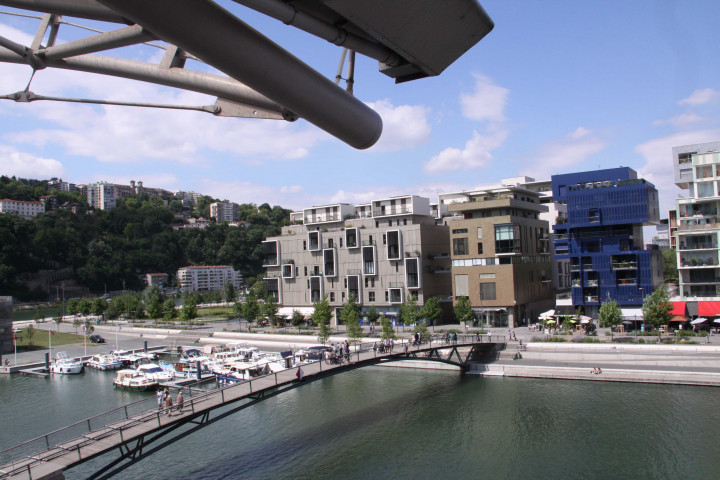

[1,369,718,479]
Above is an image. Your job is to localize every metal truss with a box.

[0,0,493,149]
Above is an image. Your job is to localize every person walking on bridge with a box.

[157,388,164,410]
[176,391,184,414]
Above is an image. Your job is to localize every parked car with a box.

[89,335,106,343]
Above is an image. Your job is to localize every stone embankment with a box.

[471,342,720,386]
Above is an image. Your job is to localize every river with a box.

[1,368,718,479]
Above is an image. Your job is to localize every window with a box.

[453,237,469,256]
[340,237,343,247]
[478,273,495,279]
[303,240,307,250]
[477,242,483,254]
[479,282,496,301]
[455,274,469,297]
[452,228,468,234]
[330,292,335,302]
[403,219,407,225]
[477,227,482,239]
[304,266,308,276]
[495,224,521,254]
[342,292,345,301]
[368,291,375,302]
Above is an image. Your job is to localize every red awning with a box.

[697,301,720,317]
[669,302,686,316]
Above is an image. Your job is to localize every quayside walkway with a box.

[0,338,504,480]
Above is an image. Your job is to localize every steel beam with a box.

[38,25,155,60]
[0,0,125,23]
[96,0,382,149]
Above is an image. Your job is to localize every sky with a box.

[1,1,720,216]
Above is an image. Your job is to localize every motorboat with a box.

[49,352,84,375]
[135,362,174,382]
[109,349,143,367]
[87,354,123,371]
[113,369,158,391]
[159,361,209,379]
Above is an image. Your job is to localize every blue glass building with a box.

[551,168,662,313]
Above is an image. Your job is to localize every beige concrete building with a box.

[262,195,453,325]
[177,266,243,292]
[439,185,555,327]
[0,198,45,218]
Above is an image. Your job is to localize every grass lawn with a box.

[13,327,88,349]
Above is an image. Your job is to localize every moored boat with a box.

[113,369,158,391]
[49,352,84,375]
[87,354,123,371]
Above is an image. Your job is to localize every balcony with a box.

[616,278,637,286]
[585,296,599,303]
[679,242,718,250]
[373,207,412,217]
[586,279,599,286]
[611,261,636,270]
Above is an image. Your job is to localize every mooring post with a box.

[144,340,148,352]
[45,352,49,371]
[196,361,201,381]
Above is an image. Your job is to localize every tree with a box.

[224,281,237,303]
[163,299,178,323]
[380,315,395,340]
[599,299,622,339]
[291,309,306,333]
[180,297,197,324]
[25,325,35,348]
[78,298,92,316]
[92,297,108,317]
[662,248,678,284]
[263,295,279,327]
[642,286,672,335]
[313,295,332,344]
[421,297,442,327]
[399,294,421,327]
[142,285,164,307]
[454,296,474,326]
[72,317,82,335]
[66,298,79,316]
[146,297,163,325]
[53,313,62,332]
[365,306,380,330]
[341,293,362,343]
[84,320,94,336]
[241,294,260,326]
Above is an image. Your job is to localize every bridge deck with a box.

[0,338,503,480]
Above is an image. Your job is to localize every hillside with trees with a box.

[0,176,291,300]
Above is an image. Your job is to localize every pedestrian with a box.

[157,388,164,410]
[165,391,174,416]
[403,343,408,355]
[390,337,395,353]
[344,342,350,362]
[176,391,184,413]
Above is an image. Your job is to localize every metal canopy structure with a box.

[0,0,493,149]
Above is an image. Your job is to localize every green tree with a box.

[180,296,197,324]
[380,315,395,340]
[224,281,237,303]
[365,306,380,330]
[147,297,163,325]
[163,299,178,323]
[25,325,35,348]
[78,298,92,316]
[241,294,260,326]
[642,286,672,335]
[662,248,678,284]
[84,320,94,336]
[92,297,108,316]
[341,293,362,343]
[421,296,442,327]
[263,295,279,326]
[53,313,62,332]
[72,317,82,335]
[313,295,332,344]
[399,294,421,326]
[454,296,474,325]
[291,309,306,333]
[66,298,79,316]
[142,285,164,307]
[599,299,622,339]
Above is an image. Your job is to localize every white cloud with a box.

[635,129,720,215]
[653,113,705,128]
[0,146,64,178]
[367,99,431,151]
[517,128,607,179]
[460,74,509,122]
[678,88,720,106]
[423,129,508,174]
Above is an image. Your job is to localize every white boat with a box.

[49,352,84,375]
[110,349,143,367]
[113,369,158,391]
[87,354,123,371]
[135,362,174,382]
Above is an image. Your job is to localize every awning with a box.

[580,315,592,324]
[669,302,686,317]
[691,317,707,325]
[539,309,555,318]
[698,302,720,317]
[621,308,643,320]
[277,307,314,317]
[669,316,687,322]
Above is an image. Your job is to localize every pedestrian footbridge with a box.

[0,336,505,480]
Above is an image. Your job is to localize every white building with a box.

[0,198,45,218]
[177,265,244,292]
[210,202,240,223]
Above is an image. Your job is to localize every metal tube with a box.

[0,0,125,23]
[97,0,382,149]
[39,25,155,60]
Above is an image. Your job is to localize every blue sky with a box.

[2,0,720,215]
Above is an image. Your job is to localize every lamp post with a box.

[637,287,644,342]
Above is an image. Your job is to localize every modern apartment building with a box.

[261,196,453,325]
[0,198,45,218]
[552,167,662,316]
[672,141,720,302]
[177,265,244,292]
[210,202,240,223]
[86,182,133,210]
[438,184,554,328]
